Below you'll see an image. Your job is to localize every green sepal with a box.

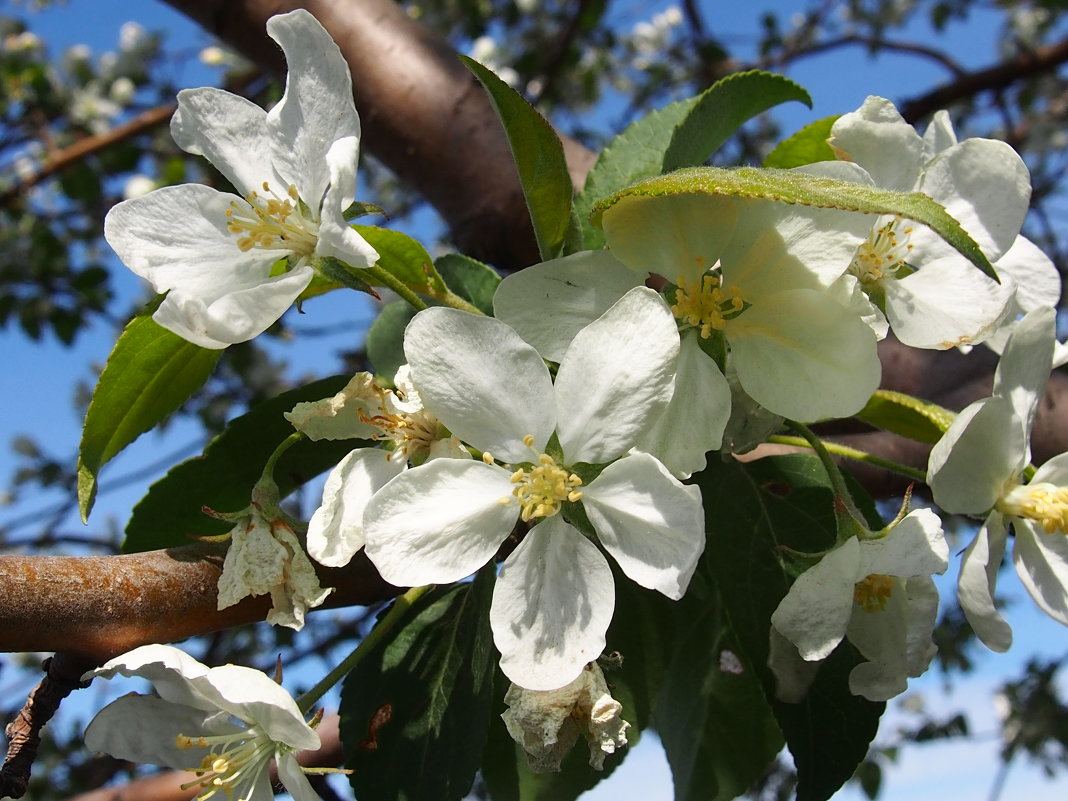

[77,302,220,522]
[853,389,957,444]
[461,56,573,262]
[314,255,379,297]
[764,116,840,168]
[340,568,497,801]
[123,376,361,552]
[592,165,999,282]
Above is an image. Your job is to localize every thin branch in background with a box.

[532,0,597,107]
[0,653,97,799]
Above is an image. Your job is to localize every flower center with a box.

[507,436,583,522]
[849,216,915,285]
[358,384,441,463]
[226,181,319,259]
[177,728,277,801]
[999,482,1068,534]
[670,272,748,338]
[853,574,895,612]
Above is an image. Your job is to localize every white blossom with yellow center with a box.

[828,95,1052,350]
[929,307,1068,652]
[770,509,948,702]
[103,10,378,348]
[363,288,706,691]
[285,366,469,568]
[82,644,322,801]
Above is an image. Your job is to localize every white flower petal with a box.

[104,185,279,297]
[957,514,1013,652]
[829,96,925,192]
[582,452,704,599]
[170,87,280,197]
[193,664,320,750]
[928,396,1025,514]
[859,509,948,579]
[152,267,313,348]
[603,193,737,284]
[995,236,1062,314]
[404,308,554,462]
[1013,518,1068,629]
[727,288,880,421]
[920,138,1030,260]
[265,9,359,208]
[284,372,385,441]
[308,448,405,567]
[882,257,1011,349]
[634,332,730,477]
[278,753,321,801]
[83,694,231,768]
[767,627,820,703]
[845,578,909,700]
[492,250,641,362]
[491,516,614,690]
[363,459,517,585]
[992,306,1055,436]
[922,110,957,155]
[555,288,679,464]
[771,537,864,661]
[314,137,380,268]
[85,643,212,709]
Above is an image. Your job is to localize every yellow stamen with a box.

[670,273,747,338]
[225,181,319,258]
[999,482,1068,534]
[849,216,915,284]
[357,383,440,462]
[853,574,895,612]
[509,450,583,522]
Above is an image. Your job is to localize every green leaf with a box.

[123,376,358,552]
[462,56,573,261]
[697,454,884,801]
[573,96,698,251]
[764,116,839,169]
[354,225,447,295]
[341,569,496,801]
[655,581,783,801]
[77,309,220,522]
[854,389,956,445]
[366,301,419,381]
[662,71,811,173]
[434,253,501,315]
[592,165,999,281]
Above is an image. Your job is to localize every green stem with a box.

[296,584,432,714]
[366,264,429,312]
[431,288,484,315]
[769,433,928,484]
[782,421,872,526]
[263,432,303,479]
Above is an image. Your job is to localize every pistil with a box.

[670,272,747,338]
[853,574,895,612]
[226,181,320,258]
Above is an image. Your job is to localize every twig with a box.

[0,653,97,799]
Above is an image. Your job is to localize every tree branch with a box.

[0,544,398,660]
[899,35,1068,122]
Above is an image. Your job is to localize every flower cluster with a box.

[87,4,1068,785]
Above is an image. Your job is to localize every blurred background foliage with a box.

[3,0,1068,798]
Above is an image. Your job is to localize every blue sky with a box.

[3,1,1068,799]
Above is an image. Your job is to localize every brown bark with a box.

[0,544,398,660]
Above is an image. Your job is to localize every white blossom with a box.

[82,644,322,801]
[104,10,378,348]
[829,95,1045,350]
[770,509,948,701]
[928,307,1068,651]
[363,288,705,690]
